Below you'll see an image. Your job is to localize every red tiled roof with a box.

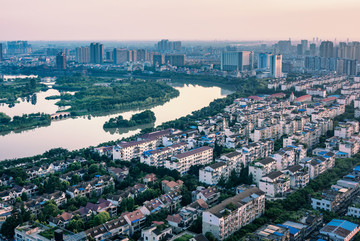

[248,96,264,101]
[270,93,286,98]
[294,95,312,102]
[322,96,337,102]
[166,214,182,224]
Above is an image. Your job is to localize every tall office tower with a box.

[90,43,104,64]
[7,41,31,54]
[319,41,334,58]
[164,54,185,67]
[75,47,90,63]
[277,40,292,53]
[270,54,282,78]
[153,54,164,66]
[0,43,3,61]
[157,39,181,51]
[258,53,271,70]
[136,49,147,62]
[128,50,136,62]
[105,51,113,62]
[56,52,66,70]
[297,44,304,55]
[221,51,254,71]
[171,41,182,51]
[113,48,129,64]
[301,40,309,51]
[310,43,317,56]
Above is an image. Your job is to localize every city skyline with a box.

[1,0,360,41]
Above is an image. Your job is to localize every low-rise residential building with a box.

[202,187,265,240]
[259,171,290,198]
[161,180,184,193]
[320,219,360,241]
[199,162,228,185]
[253,224,290,241]
[113,138,157,161]
[282,165,310,189]
[192,187,220,206]
[140,224,173,241]
[249,157,277,185]
[165,146,213,175]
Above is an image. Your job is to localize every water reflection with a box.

[0,83,232,160]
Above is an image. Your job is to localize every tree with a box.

[21,192,28,201]
[0,216,18,239]
[43,201,58,219]
[0,112,11,124]
[70,174,82,185]
[93,212,110,226]
[66,218,85,233]
[205,232,217,241]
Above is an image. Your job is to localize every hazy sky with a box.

[1,0,359,41]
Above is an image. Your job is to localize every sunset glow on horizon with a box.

[1,0,359,41]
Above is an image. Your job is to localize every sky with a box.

[1,0,359,42]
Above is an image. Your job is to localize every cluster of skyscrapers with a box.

[221,51,283,78]
[156,39,182,52]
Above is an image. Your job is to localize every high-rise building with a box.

[7,41,31,54]
[301,40,309,51]
[136,49,147,62]
[221,51,254,71]
[270,54,282,78]
[297,44,304,55]
[153,54,164,67]
[90,42,104,64]
[164,54,185,67]
[320,41,334,58]
[56,52,66,70]
[277,40,292,53]
[157,40,182,52]
[0,43,3,61]
[258,53,271,70]
[75,47,90,63]
[113,48,129,64]
[310,43,317,56]
[105,50,113,62]
[128,50,137,62]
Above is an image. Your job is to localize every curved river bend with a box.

[0,83,233,160]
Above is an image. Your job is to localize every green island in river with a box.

[0,112,51,133]
[103,110,156,129]
[48,77,180,115]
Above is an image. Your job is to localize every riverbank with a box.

[0,83,229,160]
[0,112,51,134]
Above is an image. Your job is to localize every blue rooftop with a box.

[326,219,358,232]
[298,109,306,112]
[277,224,300,235]
[354,166,360,171]
[190,126,197,129]
[346,175,356,179]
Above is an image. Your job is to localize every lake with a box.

[0,82,233,160]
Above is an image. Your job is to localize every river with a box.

[0,82,233,160]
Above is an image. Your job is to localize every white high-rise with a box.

[270,54,282,78]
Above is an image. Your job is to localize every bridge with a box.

[50,112,71,120]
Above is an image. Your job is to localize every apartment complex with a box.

[202,187,265,240]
